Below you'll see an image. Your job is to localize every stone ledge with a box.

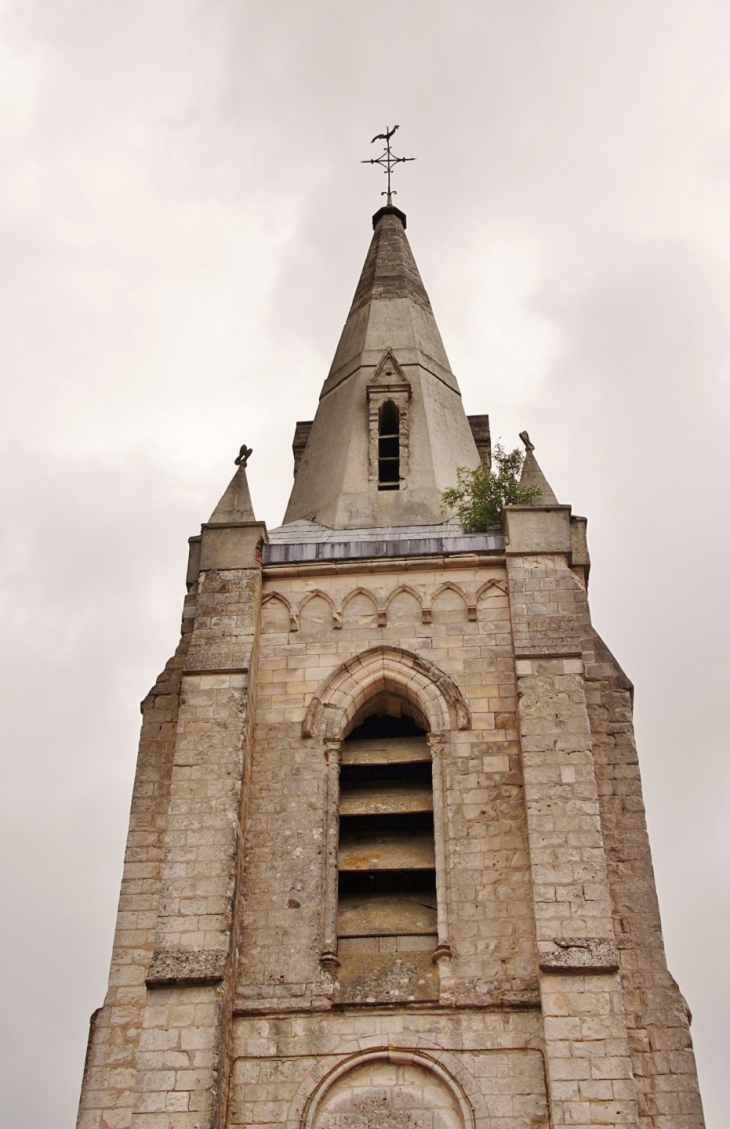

[146,948,228,986]
[182,666,249,676]
[539,937,619,974]
[513,632,583,658]
[263,553,506,579]
[513,646,583,660]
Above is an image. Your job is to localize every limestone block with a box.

[199,521,267,572]
[187,535,202,588]
[503,506,572,556]
[570,515,590,570]
[146,949,229,986]
[539,937,620,973]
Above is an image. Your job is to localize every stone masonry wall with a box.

[237,561,539,1013]
[229,1010,548,1129]
[77,589,197,1129]
[586,643,704,1129]
[506,546,704,1129]
[507,552,639,1129]
[78,553,266,1129]
[77,543,706,1129]
[129,565,263,1129]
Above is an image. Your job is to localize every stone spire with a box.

[518,431,558,505]
[283,207,481,529]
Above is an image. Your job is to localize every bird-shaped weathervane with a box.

[362,124,415,206]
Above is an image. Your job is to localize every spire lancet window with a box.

[367,349,411,491]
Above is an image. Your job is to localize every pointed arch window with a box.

[378,401,400,490]
[367,352,411,490]
[333,697,439,1002]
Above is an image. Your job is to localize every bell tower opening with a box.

[377,400,400,490]
[335,694,438,1001]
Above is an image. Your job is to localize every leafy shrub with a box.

[442,444,539,532]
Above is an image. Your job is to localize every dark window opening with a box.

[340,759,433,791]
[346,712,427,741]
[378,400,400,490]
[339,809,434,840]
[338,868,436,901]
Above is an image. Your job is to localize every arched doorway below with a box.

[310,1056,465,1129]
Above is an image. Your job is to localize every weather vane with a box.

[362,125,415,206]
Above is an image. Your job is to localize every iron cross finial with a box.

[362,125,416,206]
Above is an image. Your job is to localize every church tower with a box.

[77,203,705,1129]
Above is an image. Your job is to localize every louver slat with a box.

[339,784,433,816]
[338,832,435,871]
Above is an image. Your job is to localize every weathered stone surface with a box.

[77,521,706,1129]
[284,212,481,529]
[76,203,705,1129]
[335,951,439,1005]
[146,948,228,985]
[538,937,620,973]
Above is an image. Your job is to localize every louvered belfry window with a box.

[377,400,400,490]
[335,703,439,1002]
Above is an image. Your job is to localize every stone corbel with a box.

[146,948,228,987]
[432,942,454,965]
[538,937,619,974]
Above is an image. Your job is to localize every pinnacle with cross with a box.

[362,125,415,206]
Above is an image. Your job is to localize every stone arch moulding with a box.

[386,583,423,625]
[474,578,508,602]
[297,588,342,630]
[472,578,508,622]
[302,645,471,739]
[426,581,468,613]
[261,590,298,632]
[430,581,467,603]
[297,1048,478,1129]
[341,586,384,629]
[341,586,379,614]
[385,583,423,611]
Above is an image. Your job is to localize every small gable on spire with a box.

[369,348,411,391]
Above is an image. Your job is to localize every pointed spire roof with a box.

[321,207,458,399]
[209,459,256,523]
[283,208,480,529]
[352,207,430,307]
[518,432,558,505]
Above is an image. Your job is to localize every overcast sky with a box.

[1,2,728,1125]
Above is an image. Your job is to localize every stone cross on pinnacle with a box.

[362,125,416,206]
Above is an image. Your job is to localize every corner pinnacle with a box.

[208,444,256,523]
[518,431,559,506]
